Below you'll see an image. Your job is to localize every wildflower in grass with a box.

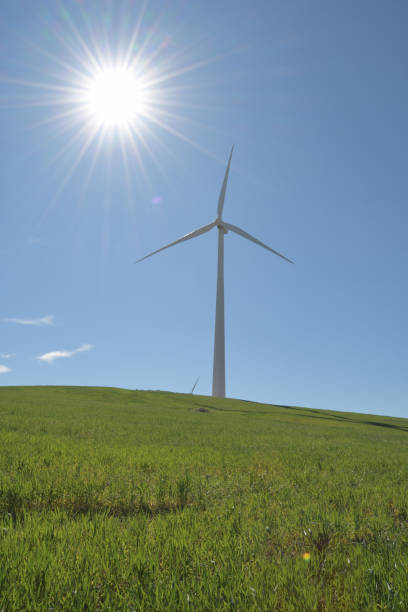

[302,552,311,561]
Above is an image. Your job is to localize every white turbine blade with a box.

[217,145,234,219]
[135,221,216,263]
[224,222,294,264]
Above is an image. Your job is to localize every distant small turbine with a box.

[191,377,200,394]
[136,147,293,398]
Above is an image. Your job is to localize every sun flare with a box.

[6,2,220,198]
[85,68,145,128]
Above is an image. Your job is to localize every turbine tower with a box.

[136,147,293,398]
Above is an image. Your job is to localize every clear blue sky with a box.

[1,0,407,417]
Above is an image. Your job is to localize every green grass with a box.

[0,386,407,611]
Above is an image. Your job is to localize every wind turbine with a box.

[191,376,200,394]
[136,147,293,398]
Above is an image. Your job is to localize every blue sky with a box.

[0,0,407,417]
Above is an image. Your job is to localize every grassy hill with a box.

[0,386,407,611]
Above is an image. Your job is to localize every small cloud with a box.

[0,365,12,374]
[4,315,55,326]
[1,353,15,359]
[37,343,93,364]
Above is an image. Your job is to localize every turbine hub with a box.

[215,219,228,233]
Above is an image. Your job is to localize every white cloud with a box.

[4,315,55,326]
[0,365,12,374]
[37,343,93,364]
[0,353,15,359]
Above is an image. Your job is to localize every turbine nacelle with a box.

[215,219,228,233]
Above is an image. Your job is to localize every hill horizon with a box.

[1,384,406,424]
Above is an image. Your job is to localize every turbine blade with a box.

[217,145,234,219]
[224,222,294,264]
[135,221,216,263]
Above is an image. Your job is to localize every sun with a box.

[4,3,224,197]
[84,67,146,129]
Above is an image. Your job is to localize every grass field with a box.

[0,386,407,611]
